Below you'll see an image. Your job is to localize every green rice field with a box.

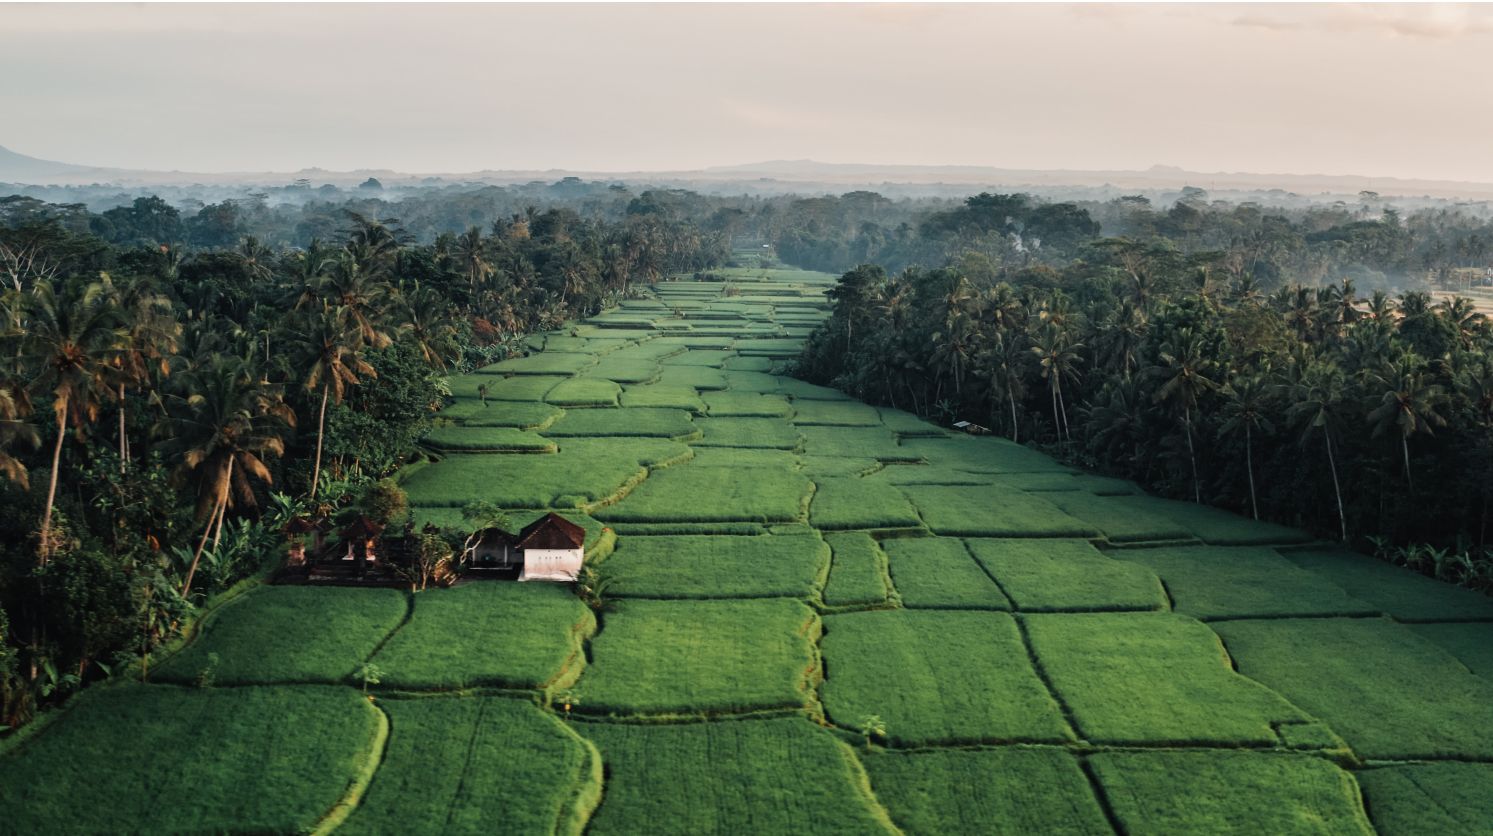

[7,266,1493,832]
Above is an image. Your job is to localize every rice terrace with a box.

[5,260,1493,834]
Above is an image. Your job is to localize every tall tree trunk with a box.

[1245,424,1259,520]
[311,383,330,500]
[1009,390,1019,444]
[1325,428,1347,541]
[1402,435,1414,492]
[1185,408,1200,503]
[118,384,127,474]
[39,398,67,565]
[1051,383,1061,443]
[182,471,230,600]
[212,458,234,553]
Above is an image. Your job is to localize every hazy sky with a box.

[3,3,1492,181]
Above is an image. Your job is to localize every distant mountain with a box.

[5,143,1493,201]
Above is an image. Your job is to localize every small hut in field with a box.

[341,515,385,566]
[284,516,327,566]
[466,512,586,582]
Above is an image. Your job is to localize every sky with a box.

[2,3,1492,181]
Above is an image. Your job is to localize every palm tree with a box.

[1283,360,1349,541]
[290,305,376,499]
[298,249,393,350]
[159,358,293,598]
[1219,373,1275,519]
[454,226,493,296]
[1368,352,1447,490]
[99,273,179,472]
[1031,325,1082,442]
[0,380,37,488]
[396,284,460,371]
[978,329,1026,442]
[23,280,124,562]
[1147,331,1217,503]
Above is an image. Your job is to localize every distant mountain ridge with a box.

[5,144,1493,201]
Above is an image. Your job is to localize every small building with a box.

[284,516,328,566]
[953,420,991,435]
[341,515,385,566]
[466,512,586,582]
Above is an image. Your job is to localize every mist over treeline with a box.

[4,179,1492,298]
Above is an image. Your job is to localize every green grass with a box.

[579,718,896,835]
[619,384,706,412]
[777,377,852,399]
[1355,762,1493,836]
[693,416,801,449]
[798,426,910,459]
[1118,546,1379,619]
[0,684,382,834]
[598,533,829,600]
[1406,621,1493,677]
[721,355,775,372]
[901,435,1072,473]
[1113,495,1310,545]
[1044,491,1192,542]
[370,583,594,691]
[964,539,1167,612]
[660,349,732,367]
[790,400,882,427]
[1281,547,1493,621]
[402,439,689,508]
[421,426,558,452]
[881,537,1012,610]
[1213,617,1493,759]
[583,357,660,383]
[864,463,990,486]
[735,338,811,358]
[342,696,600,836]
[702,391,791,417]
[545,378,622,407]
[606,522,768,536]
[543,407,696,438]
[721,369,782,393]
[822,532,890,606]
[438,400,561,429]
[594,463,811,524]
[448,373,565,401]
[409,509,610,553]
[656,365,727,390]
[900,484,1098,537]
[808,477,923,530]
[877,409,949,438]
[864,748,1111,836]
[799,456,880,478]
[1088,750,1373,836]
[821,610,1072,745]
[576,598,819,715]
[1024,612,1315,746]
[156,586,408,685]
[485,352,596,376]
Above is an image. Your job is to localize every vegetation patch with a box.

[0,684,381,833]
[864,748,1110,836]
[721,355,775,372]
[686,447,799,469]
[1356,762,1493,836]
[545,378,623,407]
[821,610,1072,745]
[721,369,782,393]
[439,400,562,430]
[657,365,728,390]
[1043,491,1192,542]
[1113,495,1309,545]
[598,533,829,600]
[371,582,594,691]
[1024,612,1314,746]
[619,384,706,412]
[864,463,989,486]
[156,586,408,685]
[964,538,1167,612]
[579,717,895,834]
[808,477,923,530]
[702,391,791,417]
[576,599,819,715]
[1213,617,1493,759]
[449,373,565,401]
[661,349,732,367]
[877,409,949,438]
[421,426,558,453]
[790,400,883,427]
[544,408,696,439]
[901,484,1098,538]
[593,464,811,524]
[343,696,599,836]
[777,377,852,399]
[822,532,890,607]
[583,358,660,384]
[1281,547,1493,622]
[881,537,1011,610]
[1119,546,1378,619]
[1088,750,1373,836]
[402,440,689,508]
[901,435,1072,474]
[486,352,597,376]
[1406,621,1493,678]
[798,426,909,459]
[799,456,882,478]
[693,416,801,449]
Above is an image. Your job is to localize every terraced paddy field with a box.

[6,266,1493,833]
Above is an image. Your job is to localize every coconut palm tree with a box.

[99,273,179,472]
[158,358,293,598]
[1147,330,1217,503]
[1368,351,1447,490]
[395,283,460,372]
[0,380,37,488]
[454,226,493,297]
[1219,373,1275,519]
[1283,360,1349,541]
[289,305,376,499]
[23,280,124,562]
[1031,325,1082,442]
[299,249,393,351]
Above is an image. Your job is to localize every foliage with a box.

[593,461,812,524]
[597,533,828,600]
[963,538,1167,612]
[821,532,890,606]
[1120,546,1378,619]
[808,478,923,530]
[880,537,1012,609]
